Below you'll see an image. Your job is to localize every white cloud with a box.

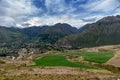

[91,0,119,12]
[82,0,120,12]
[113,7,120,15]
[0,16,15,27]
[17,0,96,28]
[0,0,39,27]
[1,0,120,28]
[19,15,96,28]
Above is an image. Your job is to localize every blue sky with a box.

[0,0,120,28]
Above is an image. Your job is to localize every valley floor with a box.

[1,45,120,80]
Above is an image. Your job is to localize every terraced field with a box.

[34,54,97,69]
[33,51,114,70]
[66,52,114,64]
[0,50,119,80]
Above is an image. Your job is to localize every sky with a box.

[0,0,120,28]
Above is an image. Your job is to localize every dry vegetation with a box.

[0,45,120,80]
[0,66,119,80]
[106,50,120,67]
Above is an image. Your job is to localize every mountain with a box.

[0,26,28,57]
[0,23,79,57]
[43,23,79,35]
[57,15,120,49]
[21,23,79,43]
[0,26,27,44]
[1,15,120,56]
[78,24,91,33]
[20,26,48,38]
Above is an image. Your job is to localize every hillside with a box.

[21,23,79,43]
[0,23,79,57]
[0,26,26,43]
[0,26,28,57]
[57,15,120,48]
[1,15,120,56]
[0,17,120,80]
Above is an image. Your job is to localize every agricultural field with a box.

[66,52,114,64]
[33,54,97,69]
[0,51,120,80]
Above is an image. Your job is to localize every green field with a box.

[66,52,114,64]
[34,54,97,69]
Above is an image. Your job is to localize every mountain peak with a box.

[54,23,72,27]
[98,15,120,22]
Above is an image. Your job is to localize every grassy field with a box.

[66,52,114,64]
[0,51,119,80]
[34,54,98,69]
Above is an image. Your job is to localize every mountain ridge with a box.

[1,15,120,56]
[0,23,80,56]
[57,15,120,48]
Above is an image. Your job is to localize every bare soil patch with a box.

[106,50,120,67]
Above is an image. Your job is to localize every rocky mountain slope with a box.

[0,23,79,57]
[1,15,120,56]
[21,23,79,43]
[57,15,120,48]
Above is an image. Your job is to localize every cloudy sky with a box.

[0,0,120,28]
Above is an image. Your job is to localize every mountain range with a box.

[0,15,120,56]
[57,15,120,48]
